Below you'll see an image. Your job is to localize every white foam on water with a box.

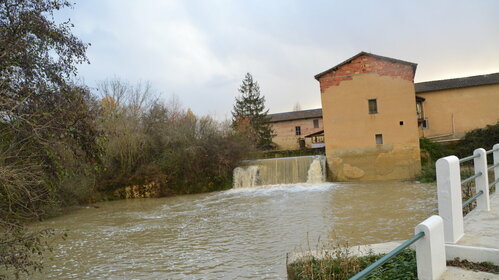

[232,165,259,188]
[226,182,336,196]
[306,157,325,183]
[233,155,327,188]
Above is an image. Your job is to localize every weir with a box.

[233,155,326,188]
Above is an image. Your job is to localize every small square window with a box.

[399,121,404,126]
[375,134,383,145]
[295,126,301,136]
[368,99,378,114]
[313,119,319,128]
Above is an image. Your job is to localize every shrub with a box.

[419,138,454,163]
[456,121,499,160]
[96,80,253,196]
[417,138,454,182]
[287,248,417,280]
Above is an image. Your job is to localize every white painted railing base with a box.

[436,156,464,243]
[445,244,499,265]
[415,215,447,280]
[473,148,490,211]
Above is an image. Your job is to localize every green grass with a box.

[288,249,499,280]
[287,249,417,280]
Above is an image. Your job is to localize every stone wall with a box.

[328,144,421,181]
[113,181,161,199]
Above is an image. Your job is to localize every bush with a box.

[456,121,499,160]
[419,138,454,163]
[96,80,253,196]
[417,138,454,182]
[416,163,437,183]
[287,249,417,280]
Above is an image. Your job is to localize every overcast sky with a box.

[60,0,499,119]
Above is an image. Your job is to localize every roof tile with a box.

[415,73,499,93]
[268,108,322,122]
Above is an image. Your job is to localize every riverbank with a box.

[287,241,498,279]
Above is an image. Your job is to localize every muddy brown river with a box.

[32,181,436,279]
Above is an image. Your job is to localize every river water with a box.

[33,181,436,279]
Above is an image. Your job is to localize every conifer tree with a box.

[231,73,274,149]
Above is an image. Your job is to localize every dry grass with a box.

[286,236,417,280]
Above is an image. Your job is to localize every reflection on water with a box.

[32,181,436,279]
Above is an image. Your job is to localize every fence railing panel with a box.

[349,216,446,280]
[436,144,498,245]
[348,144,498,280]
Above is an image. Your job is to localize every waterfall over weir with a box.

[233,155,326,188]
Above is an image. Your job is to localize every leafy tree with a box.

[96,80,251,196]
[231,73,274,149]
[0,0,100,277]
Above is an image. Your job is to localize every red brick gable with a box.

[317,54,416,93]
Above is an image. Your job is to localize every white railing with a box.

[350,143,499,280]
[349,215,446,280]
[414,215,446,280]
[436,144,499,244]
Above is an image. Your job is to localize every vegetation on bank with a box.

[417,121,499,183]
[1,0,99,277]
[417,138,454,183]
[455,121,499,160]
[287,248,417,280]
[95,79,252,197]
[0,1,255,277]
[288,249,499,280]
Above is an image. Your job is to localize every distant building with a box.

[269,52,499,181]
[268,109,323,150]
[415,73,499,141]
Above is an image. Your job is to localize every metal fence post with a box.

[436,156,464,243]
[494,144,499,188]
[415,215,446,280]
[473,148,489,211]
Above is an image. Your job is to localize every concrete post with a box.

[436,156,464,243]
[415,215,446,280]
[473,148,489,211]
[494,144,499,189]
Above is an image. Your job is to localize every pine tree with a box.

[232,73,274,149]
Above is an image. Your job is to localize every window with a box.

[416,101,424,120]
[399,121,404,126]
[422,119,429,129]
[298,139,305,148]
[295,126,301,136]
[368,99,378,114]
[375,134,383,145]
[313,119,319,128]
